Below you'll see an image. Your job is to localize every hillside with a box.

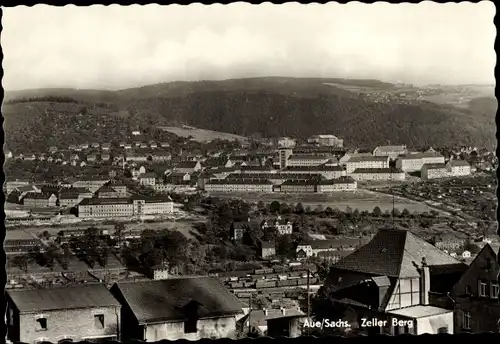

[3,77,496,152]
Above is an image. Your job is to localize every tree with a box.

[345,206,353,215]
[280,203,291,214]
[392,208,401,217]
[295,203,305,215]
[11,255,31,273]
[401,208,411,217]
[114,223,125,247]
[314,205,324,215]
[277,235,295,257]
[257,201,266,212]
[372,206,382,217]
[270,201,281,214]
[464,242,481,254]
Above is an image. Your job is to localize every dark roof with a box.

[318,177,356,185]
[23,192,56,200]
[281,180,318,186]
[207,179,273,185]
[282,165,344,172]
[422,163,446,169]
[288,155,330,160]
[80,197,131,205]
[448,160,470,167]
[334,228,463,278]
[175,161,199,169]
[399,153,444,160]
[113,277,244,324]
[261,241,275,249]
[348,156,389,163]
[352,168,403,174]
[7,284,120,313]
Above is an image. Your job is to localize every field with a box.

[159,125,249,143]
[208,189,442,213]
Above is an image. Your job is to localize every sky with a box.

[2,2,496,91]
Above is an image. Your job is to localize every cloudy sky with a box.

[2,2,496,91]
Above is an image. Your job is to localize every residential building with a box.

[446,160,471,177]
[286,155,330,167]
[110,277,245,341]
[101,154,111,162]
[280,180,317,193]
[151,151,171,162]
[396,153,445,172]
[346,156,390,173]
[351,168,405,181]
[296,238,369,258]
[78,195,174,218]
[307,135,343,148]
[205,179,274,193]
[87,154,98,162]
[324,228,467,336]
[150,142,158,149]
[95,184,121,199]
[22,193,58,208]
[421,163,448,180]
[339,152,373,166]
[278,137,297,148]
[278,148,293,169]
[231,220,250,241]
[173,161,202,174]
[6,283,121,344]
[451,244,500,333]
[241,166,278,174]
[280,165,346,179]
[72,177,110,193]
[316,177,357,192]
[139,172,156,186]
[261,241,276,258]
[373,145,408,159]
[261,216,293,235]
[101,143,111,151]
[126,152,149,162]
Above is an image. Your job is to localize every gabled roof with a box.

[7,283,120,313]
[374,145,406,152]
[334,228,463,278]
[112,277,244,325]
[448,160,470,167]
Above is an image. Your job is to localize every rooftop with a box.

[7,283,120,313]
[352,168,403,174]
[112,277,244,325]
[333,228,463,278]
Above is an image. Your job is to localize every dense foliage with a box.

[3,78,496,153]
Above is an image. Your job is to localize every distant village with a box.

[3,130,499,343]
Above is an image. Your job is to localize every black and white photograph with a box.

[1,2,497,342]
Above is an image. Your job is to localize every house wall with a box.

[144,316,238,341]
[385,278,421,311]
[15,306,120,344]
[415,311,453,335]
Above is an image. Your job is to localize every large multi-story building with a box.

[351,168,405,181]
[373,145,408,159]
[78,195,174,218]
[316,176,357,192]
[280,165,346,179]
[205,179,274,193]
[280,180,317,193]
[396,153,445,172]
[446,160,471,177]
[278,148,293,169]
[307,135,343,148]
[261,216,293,235]
[22,193,58,208]
[286,155,330,167]
[6,284,122,344]
[346,156,390,173]
[139,172,156,186]
[421,163,447,180]
[225,173,322,186]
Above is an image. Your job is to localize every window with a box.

[492,283,499,299]
[94,314,104,329]
[480,281,488,297]
[184,318,197,334]
[463,311,471,330]
[36,318,48,331]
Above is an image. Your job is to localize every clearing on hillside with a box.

[160,125,249,143]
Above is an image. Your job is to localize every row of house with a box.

[5,277,253,344]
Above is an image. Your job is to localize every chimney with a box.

[420,257,430,305]
[281,307,286,316]
[264,308,268,316]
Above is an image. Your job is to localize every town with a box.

[3,129,498,342]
